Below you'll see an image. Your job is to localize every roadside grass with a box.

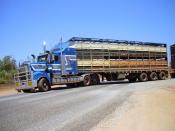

[0,71,15,84]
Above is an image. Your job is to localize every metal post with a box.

[60,37,64,75]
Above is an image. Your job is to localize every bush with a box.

[0,56,17,84]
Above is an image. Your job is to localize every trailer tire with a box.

[148,72,158,81]
[138,73,148,82]
[83,75,91,86]
[158,71,166,80]
[38,78,50,92]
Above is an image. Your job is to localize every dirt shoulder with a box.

[92,80,175,131]
[0,84,18,97]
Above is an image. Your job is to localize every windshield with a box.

[37,54,48,62]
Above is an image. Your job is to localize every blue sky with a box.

[0,0,175,62]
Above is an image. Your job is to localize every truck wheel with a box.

[38,78,50,92]
[138,73,148,82]
[148,72,158,81]
[83,75,91,86]
[91,74,100,85]
[127,73,137,83]
[158,71,166,80]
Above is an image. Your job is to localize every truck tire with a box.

[91,74,100,85]
[138,73,148,82]
[83,75,91,86]
[148,72,158,81]
[158,71,166,80]
[127,73,137,83]
[38,78,50,92]
[104,73,112,81]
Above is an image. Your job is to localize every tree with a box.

[0,56,17,84]
[0,56,16,71]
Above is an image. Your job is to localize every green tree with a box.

[0,56,17,84]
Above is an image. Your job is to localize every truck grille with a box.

[14,66,31,82]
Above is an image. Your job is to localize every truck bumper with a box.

[15,81,36,92]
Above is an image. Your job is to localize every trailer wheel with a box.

[138,73,148,82]
[83,75,91,86]
[38,78,50,92]
[158,71,166,80]
[148,72,158,81]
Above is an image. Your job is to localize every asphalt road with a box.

[0,81,133,131]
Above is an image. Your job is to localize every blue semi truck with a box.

[14,37,172,92]
[14,40,84,92]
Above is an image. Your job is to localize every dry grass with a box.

[0,84,18,97]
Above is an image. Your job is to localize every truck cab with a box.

[14,44,81,92]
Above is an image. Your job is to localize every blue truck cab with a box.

[14,42,82,92]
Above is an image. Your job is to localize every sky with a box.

[0,0,175,62]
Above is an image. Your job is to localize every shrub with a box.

[0,56,17,84]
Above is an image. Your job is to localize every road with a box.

[0,81,131,131]
[0,80,174,131]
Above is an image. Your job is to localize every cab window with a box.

[53,55,60,62]
[37,54,48,62]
